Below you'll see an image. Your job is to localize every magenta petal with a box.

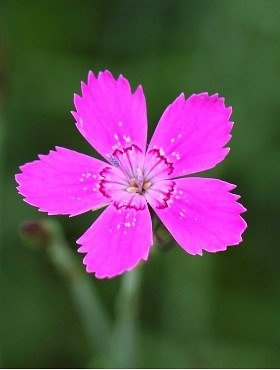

[77,204,153,279]
[148,93,233,177]
[149,177,247,255]
[73,70,148,159]
[15,147,110,216]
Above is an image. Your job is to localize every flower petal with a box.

[73,70,148,159]
[149,177,247,255]
[148,93,233,177]
[15,147,110,216]
[77,204,153,278]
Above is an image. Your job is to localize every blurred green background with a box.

[1,0,280,368]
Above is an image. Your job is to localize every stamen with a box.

[107,154,120,167]
[143,181,152,191]
[127,186,139,193]
[135,168,144,193]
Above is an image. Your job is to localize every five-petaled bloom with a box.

[16,70,247,278]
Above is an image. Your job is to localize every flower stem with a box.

[109,266,142,368]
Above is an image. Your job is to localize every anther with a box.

[127,186,139,193]
[107,154,120,167]
[143,181,152,191]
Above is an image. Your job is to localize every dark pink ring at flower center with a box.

[99,144,176,210]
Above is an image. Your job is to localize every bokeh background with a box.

[1,0,280,368]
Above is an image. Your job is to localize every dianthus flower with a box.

[16,70,247,278]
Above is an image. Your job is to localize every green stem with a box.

[109,267,142,368]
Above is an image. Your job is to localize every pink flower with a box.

[16,70,247,279]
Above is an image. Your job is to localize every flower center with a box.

[107,145,153,195]
[99,144,175,210]
[126,176,152,194]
